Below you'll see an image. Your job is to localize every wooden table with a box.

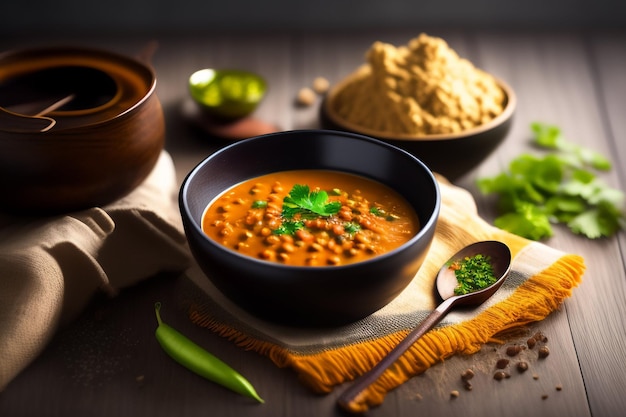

[1,29,625,417]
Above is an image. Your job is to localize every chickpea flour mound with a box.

[332,33,506,136]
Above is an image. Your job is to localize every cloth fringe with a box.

[187,252,584,413]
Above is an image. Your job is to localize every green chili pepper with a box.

[154,302,264,403]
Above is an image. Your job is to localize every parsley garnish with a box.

[273,220,304,235]
[477,122,625,240]
[281,184,341,219]
[344,222,361,235]
[370,206,400,221]
[448,254,497,296]
[370,207,384,217]
[252,200,267,208]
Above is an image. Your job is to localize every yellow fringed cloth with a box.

[183,175,585,413]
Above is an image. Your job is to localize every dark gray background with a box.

[2,0,625,36]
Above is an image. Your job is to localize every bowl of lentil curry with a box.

[179,130,440,326]
[321,33,516,181]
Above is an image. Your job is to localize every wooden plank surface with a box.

[0,29,624,417]
[467,31,626,417]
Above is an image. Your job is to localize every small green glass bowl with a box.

[189,68,267,120]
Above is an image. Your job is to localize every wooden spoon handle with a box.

[0,107,56,133]
[33,94,75,117]
[0,94,75,133]
[337,297,456,411]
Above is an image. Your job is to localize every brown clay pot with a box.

[0,46,165,214]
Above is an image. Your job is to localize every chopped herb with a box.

[370,207,384,217]
[252,200,267,208]
[477,122,625,240]
[448,254,497,296]
[385,213,400,221]
[282,184,341,219]
[331,188,342,196]
[273,220,304,235]
[370,206,400,221]
[344,222,361,235]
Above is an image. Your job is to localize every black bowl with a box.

[320,76,516,181]
[179,130,440,326]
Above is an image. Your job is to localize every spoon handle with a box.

[337,297,456,410]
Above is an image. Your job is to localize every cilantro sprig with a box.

[281,184,341,219]
[272,184,343,236]
[477,122,625,240]
[273,220,305,235]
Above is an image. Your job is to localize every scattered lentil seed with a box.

[296,87,316,106]
[493,371,510,381]
[527,337,537,349]
[516,361,529,373]
[533,374,539,380]
[542,394,549,400]
[496,358,510,369]
[556,384,562,391]
[461,369,475,381]
[450,390,460,399]
[464,381,473,391]
[312,76,330,94]
[506,345,522,357]
[538,346,550,359]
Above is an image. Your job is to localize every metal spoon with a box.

[337,240,512,411]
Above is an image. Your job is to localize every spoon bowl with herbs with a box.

[337,240,512,411]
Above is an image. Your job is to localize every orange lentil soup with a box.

[202,170,420,266]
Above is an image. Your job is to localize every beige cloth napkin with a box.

[0,151,191,391]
